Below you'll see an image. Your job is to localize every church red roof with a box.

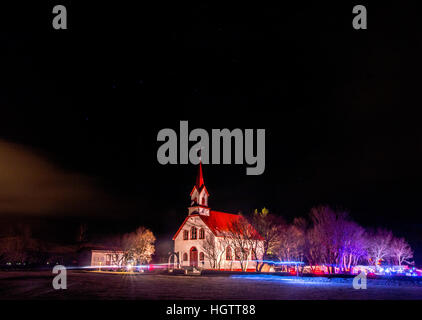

[200,210,242,235]
[202,211,262,239]
[172,210,263,240]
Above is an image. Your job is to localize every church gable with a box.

[172,214,210,240]
[190,186,209,207]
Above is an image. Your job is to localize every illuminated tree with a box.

[304,206,368,273]
[390,237,413,266]
[339,221,367,271]
[222,215,259,272]
[250,208,283,272]
[276,218,305,267]
[367,229,393,271]
[201,232,226,269]
[307,206,345,272]
[122,227,156,265]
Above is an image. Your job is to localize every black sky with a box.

[0,2,421,260]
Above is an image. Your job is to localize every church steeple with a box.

[196,161,205,189]
[189,161,210,216]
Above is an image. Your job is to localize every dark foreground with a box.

[0,271,421,300]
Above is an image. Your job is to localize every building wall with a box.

[174,215,213,269]
[90,250,124,267]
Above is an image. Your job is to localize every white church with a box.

[172,163,263,271]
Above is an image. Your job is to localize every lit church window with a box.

[199,252,204,261]
[226,247,232,260]
[199,228,205,239]
[191,226,197,239]
[183,230,189,240]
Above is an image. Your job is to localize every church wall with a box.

[215,238,262,271]
[174,215,263,271]
[174,215,213,269]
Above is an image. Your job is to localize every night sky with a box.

[0,2,421,261]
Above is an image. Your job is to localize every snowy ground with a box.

[0,271,421,300]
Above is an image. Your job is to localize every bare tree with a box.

[303,221,324,272]
[347,223,367,270]
[250,208,282,272]
[337,221,368,272]
[291,217,306,262]
[304,206,368,273]
[201,232,226,269]
[276,218,306,271]
[307,206,345,273]
[367,229,393,272]
[222,214,260,272]
[390,237,413,266]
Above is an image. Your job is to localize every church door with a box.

[189,247,198,267]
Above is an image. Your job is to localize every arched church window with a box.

[199,228,205,239]
[191,227,197,240]
[183,253,188,261]
[202,197,206,206]
[199,252,204,261]
[183,230,189,240]
[226,247,232,260]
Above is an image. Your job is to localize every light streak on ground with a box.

[230,274,334,285]
[63,263,169,270]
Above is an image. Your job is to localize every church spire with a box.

[189,161,210,216]
[196,161,205,189]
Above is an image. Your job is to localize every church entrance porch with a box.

[189,247,198,268]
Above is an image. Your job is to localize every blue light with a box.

[255,260,305,265]
[230,274,331,285]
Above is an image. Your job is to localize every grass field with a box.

[0,270,421,300]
